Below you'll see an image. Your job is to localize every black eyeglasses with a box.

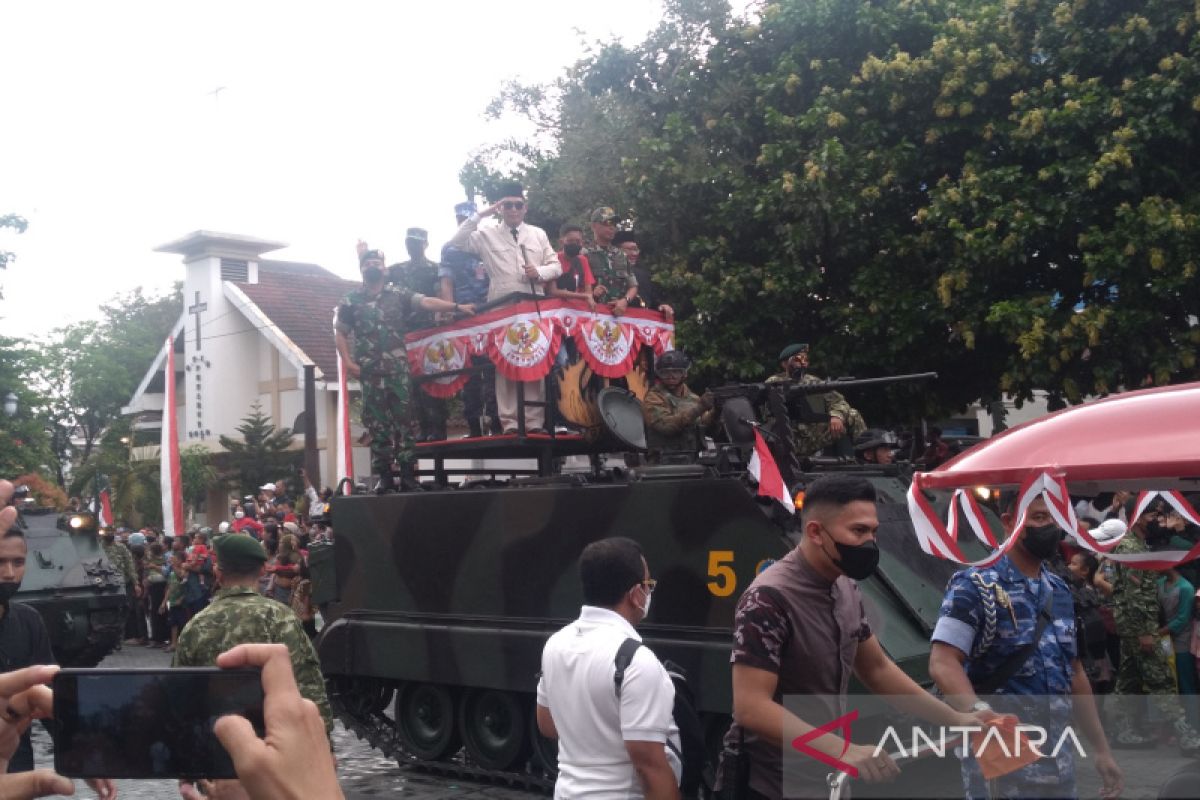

[501,201,525,210]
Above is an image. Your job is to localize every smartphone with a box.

[52,668,265,779]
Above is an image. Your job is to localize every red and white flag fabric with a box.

[748,429,795,513]
[335,348,354,495]
[97,489,113,528]
[907,468,1200,570]
[159,336,184,537]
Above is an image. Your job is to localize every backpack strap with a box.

[972,589,1055,695]
[614,637,642,696]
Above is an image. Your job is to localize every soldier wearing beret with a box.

[389,226,448,442]
[585,207,639,316]
[765,343,866,459]
[173,534,333,739]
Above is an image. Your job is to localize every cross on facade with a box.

[188,291,208,350]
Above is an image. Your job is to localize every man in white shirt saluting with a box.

[448,182,562,434]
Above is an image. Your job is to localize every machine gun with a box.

[709,372,937,488]
[709,372,938,418]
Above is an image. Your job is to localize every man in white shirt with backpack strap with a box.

[537,536,682,799]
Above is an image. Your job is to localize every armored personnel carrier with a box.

[15,508,129,667]
[312,312,986,793]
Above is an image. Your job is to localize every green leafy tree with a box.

[219,403,297,497]
[466,0,1200,421]
[0,335,53,477]
[69,417,158,527]
[180,444,216,521]
[0,213,27,277]
[36,286,182,484]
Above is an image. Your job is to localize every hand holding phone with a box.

[211,644,343,800]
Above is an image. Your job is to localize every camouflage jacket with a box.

[387,257,440,329]
[764,371,852,422]
[336,285,420,380]
[1111,534,1159,637]
[584,243,637,302]
[102,541,136,588]
[642,383,714,453]
[173,585,333,734]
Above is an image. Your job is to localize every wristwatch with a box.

[970,700,992,713]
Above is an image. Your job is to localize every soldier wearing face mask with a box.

[1109,503,1200,751]
[718,475,987,799]
[336,245,475,492]
[929,494,1123,798]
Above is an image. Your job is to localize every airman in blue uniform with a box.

[929,496,1123,800]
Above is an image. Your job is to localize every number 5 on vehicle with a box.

[707,550,736,597]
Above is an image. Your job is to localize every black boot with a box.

[375,470,397,495]
[467,419,483,438]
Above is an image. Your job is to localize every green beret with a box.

[215,533,267,571]
[778,343,809,362]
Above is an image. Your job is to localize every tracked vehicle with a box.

[15,508,129,667]
[313,299,986,792]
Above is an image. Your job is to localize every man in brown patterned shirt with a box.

[717,475,987,799]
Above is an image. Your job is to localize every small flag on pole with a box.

[747,429,795,513]
[98,489,113,528]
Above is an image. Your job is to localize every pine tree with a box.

[219,402,297,497]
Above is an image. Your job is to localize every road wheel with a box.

[395,683,460,761]
[529,705,558,777]
[458,689,531,770]
[1159,762,1200,798]
[346,678,394,716]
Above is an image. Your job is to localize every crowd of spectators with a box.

[1061,492,1200,730]
[108,469,334,649]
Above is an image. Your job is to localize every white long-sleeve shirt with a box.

[448,214,563,301]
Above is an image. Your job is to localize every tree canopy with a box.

[464,0,1200,422]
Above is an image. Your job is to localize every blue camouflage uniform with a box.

[932,555,1078,799]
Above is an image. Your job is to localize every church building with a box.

[123,230,370,520]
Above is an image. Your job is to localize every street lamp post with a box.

[3,392,17,418]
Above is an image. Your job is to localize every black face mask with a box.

[821,531,880,580]
[563,243,583,258]
[1021,523,1063,560]
[362,266,384,283]
[1145,521,1173,546]
[0,582,20,604]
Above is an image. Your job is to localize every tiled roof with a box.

[233,260,357,379]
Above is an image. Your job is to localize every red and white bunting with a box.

[159,337,184,536]
[908,468,1200,570]
[98,488,113,528]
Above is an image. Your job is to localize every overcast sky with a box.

[0,1,673,340]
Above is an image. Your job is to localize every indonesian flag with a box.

[159,336,184,536]
[98,489,113,528]
[336,350,354,494]
[748,429,795,513]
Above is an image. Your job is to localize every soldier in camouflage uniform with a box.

[1109,505,1200,750]
[388,227,448,442]
[101,530,140,632]
[765,343,866,459]
[641,350,715,462]
[585,207,638,315]
[173,534,333,735]
[336,247,472,491]
[929,494,1123,799]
